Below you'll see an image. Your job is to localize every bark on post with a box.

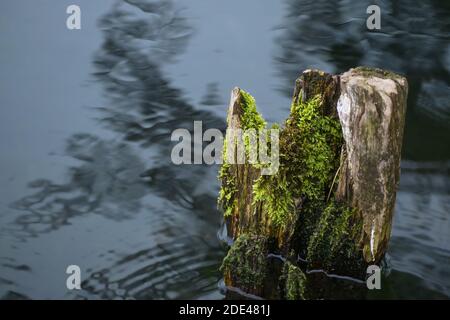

[218,67,408,299]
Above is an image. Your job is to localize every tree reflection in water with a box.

[10,0,226,299]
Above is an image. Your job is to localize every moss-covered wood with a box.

[218,67,408,299]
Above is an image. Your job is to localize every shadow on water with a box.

[5,0,225,299]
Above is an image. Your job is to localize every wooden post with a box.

[219,67,408,299]
[336,67,408,264]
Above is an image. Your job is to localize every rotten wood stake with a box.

[219,67,408,299]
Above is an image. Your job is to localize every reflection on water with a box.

[389,161,450,297]
[76,236,223,299]
[1,0,225,299]
[0,0,449,299]
[200,83,223,106]
[11,134,147,237]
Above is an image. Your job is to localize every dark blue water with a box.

[0,0,449,299]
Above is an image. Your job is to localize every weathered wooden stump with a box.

[218,67,408,299]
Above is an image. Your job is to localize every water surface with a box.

[0,0,449,299]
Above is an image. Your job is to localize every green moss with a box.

[284,95,343,201]
[218,163,236,217]
[353,66,398,79]
[239,90,266,131]
[218,122,235,217]
[220,233,268,289]
[282,262,307,300]
[282,96,364,274]
[218,90,267,217]
[240,90,266,162]
[250,95,343,228]
[306,201,363,274]
[252,173,294,226]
